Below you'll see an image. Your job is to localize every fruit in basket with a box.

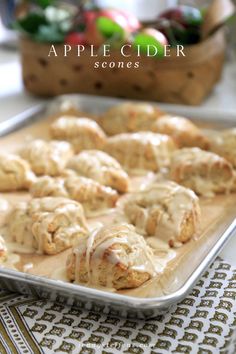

[84,21,106,46]
[159,6,203,27]
[133,28,168,58]
[65,32,86,45]
[97,9,141,33]
[15,3,141,46]
[96,16,125,41]
[156,6,203,45]
[84,8,140,46]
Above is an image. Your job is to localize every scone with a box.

[207,128,236,168]
[170,148,234,197]
[66,223,156,289]
[0,153,35,191]
[0,236,7,263]
[6,197,88,255]
[123,181,200,247]
[30,176,68,198]
[231,170,236,192]
[104,132,176,174]
[50,117,106,152]
[67,150,130,193]
[100,102,164,135]
[19,139,73,176]
[30,175,118,217]
[152,115,209,149]
[47,99,85,118]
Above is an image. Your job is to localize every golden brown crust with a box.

[66,223,156,289]
[30,175,118,217]
[123,181,201,246]
[19,139,73,176]
[0,154,35,192]
[46,98,97,120]
[207,128,236,168]
[104,132,176,173]
[64,176,118,215]
[30,176,68,198]
[0,235,7,263]
[152,115,210,149]
[67,150,130,193]
[100,102,164,135]
[50,116,107,153]
[6,197,88,255]
[170,148,234,196]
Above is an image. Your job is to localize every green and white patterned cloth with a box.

[0,258,236,354]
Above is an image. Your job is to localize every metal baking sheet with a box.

[0,94,236,319]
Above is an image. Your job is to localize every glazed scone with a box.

[0,235,7,263]
[48,99,85,118]
[123,181,200,247]
[64,176,118,216]
[100,102,164,135]
[50,117,106,153]
[104,132,176,174]
[19,139,73,176]
[231,171,236,193]
[66,223,156,289]
[6,197,88,255]
[206,128,236,168]
[30,175,118,217]
[152,115,209,149]
[46,98,96,119]
[67,150,130,193]
[170,148,234,197]
[0,154,35,191]
[30,176,68,198]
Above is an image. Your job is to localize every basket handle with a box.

[201,0,235,39]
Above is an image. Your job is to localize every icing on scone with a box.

[19,139,73,176]
[50,117,106,152]
[152,115,209,149]
[100,102,164,135]
[5,197,88,255]
[123,181,201,247]
[104,132,176,174]
[66,223,157,289]
[206,128,236,168]
[170,148,234,197]
[67,150,130,193]
[30,175,118,217]
[0,154,35,191]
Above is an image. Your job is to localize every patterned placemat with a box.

[0,258,236,354]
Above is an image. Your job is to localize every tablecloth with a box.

[0,258,236,354]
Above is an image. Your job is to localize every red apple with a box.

[142,28,168,45]
[98,9,141,32]
[116,9,141,32]
[83,9,141,47]
[99,9,127,28]
[65,32,86,46]
[159,6,203,28]
[134,28,168,58]
[84,10,98,26]
[157,6,203,45]
[84,21,106,46]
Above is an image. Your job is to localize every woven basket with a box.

[20,28,226,105]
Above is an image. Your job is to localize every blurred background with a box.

[0,0,235,119]
[0,0,235,51]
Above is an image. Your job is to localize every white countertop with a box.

[0,46,236,264]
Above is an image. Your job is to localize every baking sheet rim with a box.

[0,93,236,310]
